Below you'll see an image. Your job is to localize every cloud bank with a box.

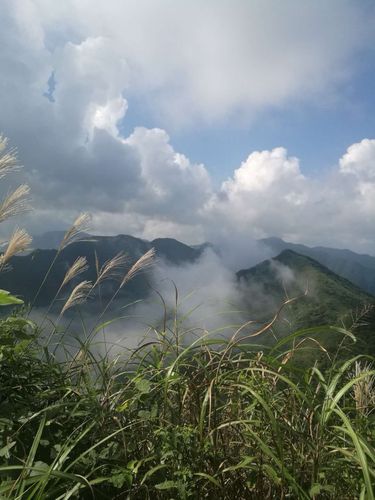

[1,1,375,253]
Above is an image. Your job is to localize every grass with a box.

[0,310,374,499]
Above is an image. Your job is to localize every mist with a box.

[29,245,281,356]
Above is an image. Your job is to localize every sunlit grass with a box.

[0,312,374,499]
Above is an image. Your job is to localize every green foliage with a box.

[0,312,374,499]
[0,289,23,306]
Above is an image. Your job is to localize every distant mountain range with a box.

[1,234,204,307]
[1,231,374,355]
[31,231,202,265]
[31,231,375,296]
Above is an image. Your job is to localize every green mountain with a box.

[237,249,375,354]
[2,231,375,355]
[261,236,375,295]
[31,232,202,265]
[0,234,203,307]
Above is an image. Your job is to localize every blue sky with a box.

[1,1,375,252]
[121,47,375,183]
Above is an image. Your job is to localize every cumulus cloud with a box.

[124,127,212,219]
[206,141,375,252]
[340,139,375,180]
[205,147,311,242]
[1,1,375,254]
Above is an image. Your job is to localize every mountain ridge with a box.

[0,234,204,306]
[261,236,375,295]
[237,249,374,332]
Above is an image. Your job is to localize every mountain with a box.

[31,231,91,250]
[237,249,375,354]
[151,238,202,265]
[261,237,375,295]
[31,231,203,265]
[0,234,204,307]
[2,229,375,355]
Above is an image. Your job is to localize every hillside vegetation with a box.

[238,250,375,356]
[1,311,375,499]
[263,237,375,296]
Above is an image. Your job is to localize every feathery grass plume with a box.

[59,280,92,317]
[93,252,129,288]
[41,257,89,335]
[0,135,7,152]
[0,184,31,222]
[0,227,32,267]
[59,212,91,250]
[351,361,375,416]
[120,247,155,288]
[90,248,156,332]
[61,256,88,288]
[31,213,91,309]
[30,213,91,310]
[0,135,22,179]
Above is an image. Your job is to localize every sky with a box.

[1,0,375,253]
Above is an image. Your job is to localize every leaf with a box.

[30,461,48,477]
[138,410,151,419]
[155,480,179,490]
[194,472,222,489]
[135,378,151,394]
[0,289,23,306]
[0,441,15,459]
[310,484,335,497]
[310,483,322,496]
[109,469,133,488]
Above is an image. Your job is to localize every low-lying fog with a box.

[30,242,304,357]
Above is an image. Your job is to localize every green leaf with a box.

[138,410,151,419]
[310,484,335,497]
[155,480,179,490]
[109,469,133,488]
[30,461,48,477]
[0,441,16,459]
[310,483,322,496]
[0,289,23,306]
[135,378,151,394]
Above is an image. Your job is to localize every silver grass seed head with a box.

[120,247,155,288]
[61,256,89,288]
[60,280,92,316]
[0,184,31,223]
[59,212,91,250]
[0,227,32,266]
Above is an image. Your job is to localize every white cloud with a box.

[205,147,310,240]
[221,147,305,194]
[203,140,375,252]
[1,1,375,254]
[125,127,212,219]
[17,0,374,125]
[340,139,375,180]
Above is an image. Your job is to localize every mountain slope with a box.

[261,237,375,295]
[0,235,203,306]
[237,250,375,353]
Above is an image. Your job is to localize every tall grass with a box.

[0,311,374,499]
